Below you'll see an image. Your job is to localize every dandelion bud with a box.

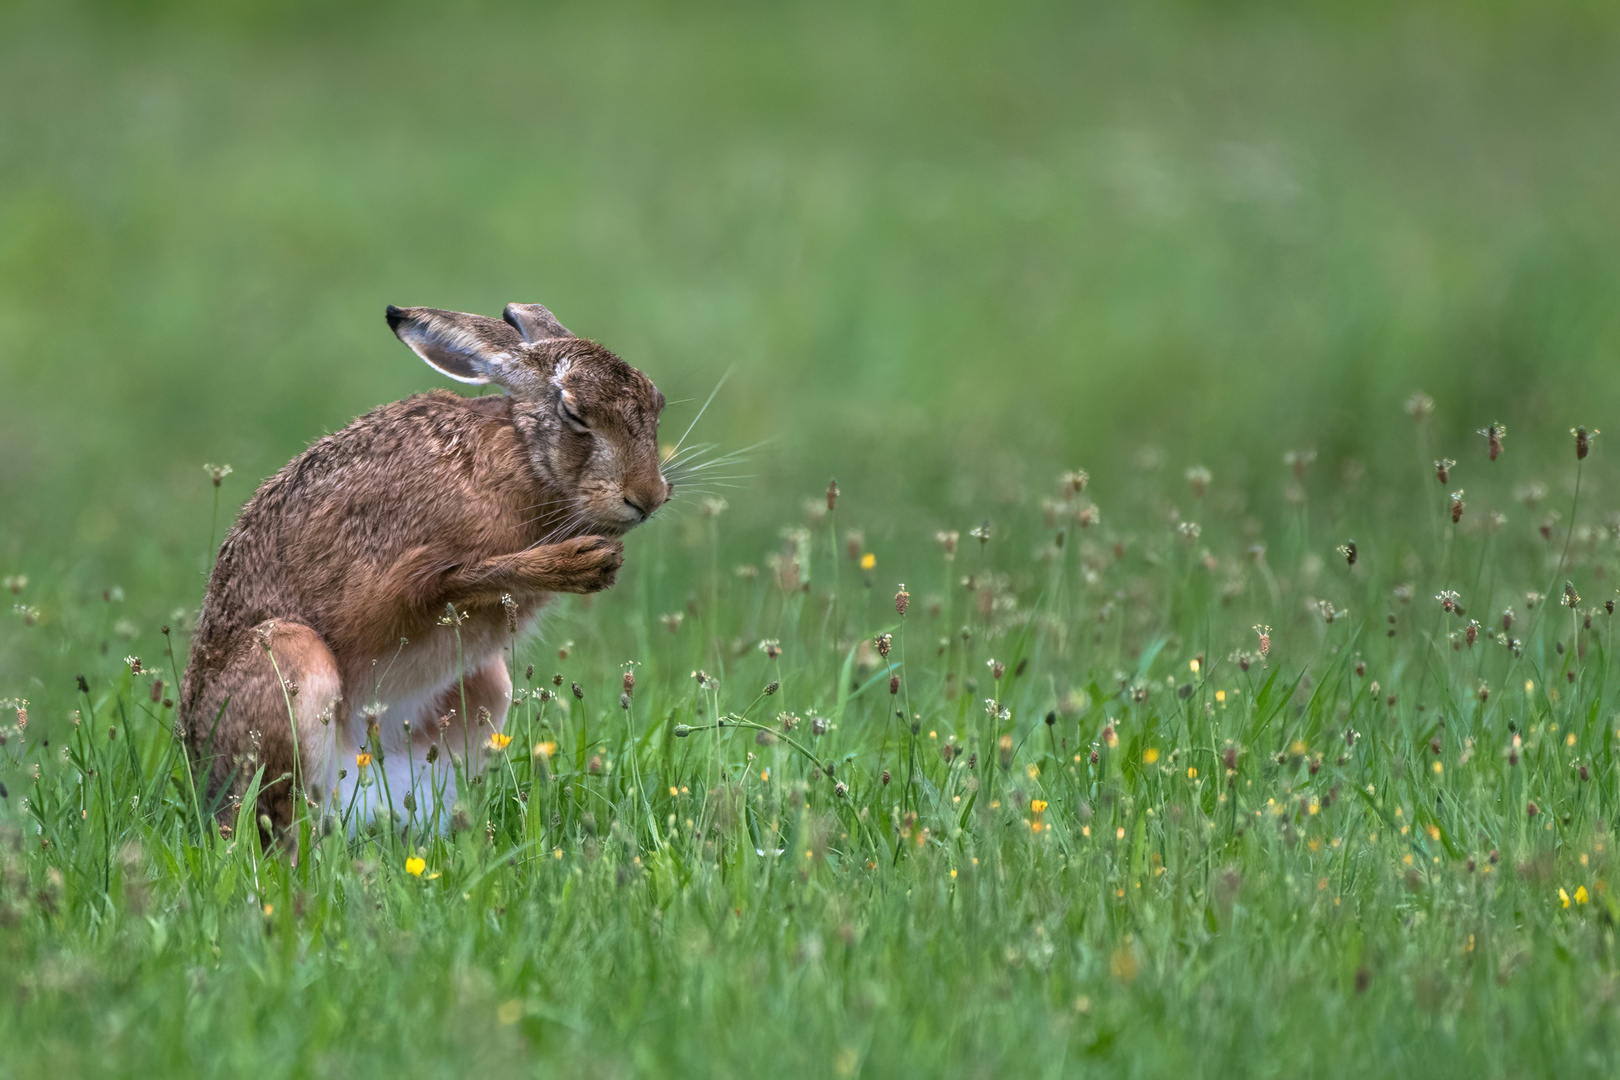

[826,479,840,511]
[889,675,900,696]
[1088,748,1098,764]
[107,725,117,741]
[620,693,631,710]
[1102,724,1118,749]
[673,724,692,738]
[402,789,416,813]
[571,682,584,701]
[941,744,956,763]
[1580,764,1590,782]
[1434,459,1454,484]
[895,585,910,617]
[1479,422,1505,461]
[426,743,439,765]
[1526,800,1538,818]
[1045,710,1057,727]
[1573,426,1597,460]
[882,769,892,786]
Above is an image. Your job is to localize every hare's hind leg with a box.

[192,621,344,838]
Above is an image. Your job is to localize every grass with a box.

[6,422,1620,1076]
[5,1,1620,1076]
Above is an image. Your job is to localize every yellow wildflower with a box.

[1031,800,1048,813]
[356,752,372,769]
[406,857,426,877]
[1215,690,1226,704]
[1576,886,1590,905]
[1189,658,1200,675]
[1188,767,1198,780]
[1560,888,1571,909]
[487,731,513,751]
[1143,747,1160,764]
[860,553,876,570]
[535,741,557,759]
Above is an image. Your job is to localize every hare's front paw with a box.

[549,535,624,593]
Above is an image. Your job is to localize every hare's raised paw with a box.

[544,535,624,593]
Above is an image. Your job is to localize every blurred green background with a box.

[3,0,1619,676]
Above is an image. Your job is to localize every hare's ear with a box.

[502,302,574,343]
[385,305,526,386]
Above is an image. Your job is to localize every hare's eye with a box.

[558,397,590,434]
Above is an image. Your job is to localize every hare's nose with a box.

[623,497,651,522]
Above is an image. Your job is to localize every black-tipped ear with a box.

[502,302,573,343]
[385,305,526,385]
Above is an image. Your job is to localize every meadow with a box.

[4,1,1620,1076]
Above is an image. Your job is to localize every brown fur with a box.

[179,303,669,835]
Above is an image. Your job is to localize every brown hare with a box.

[179,302,669,837]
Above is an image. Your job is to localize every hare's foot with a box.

[188,620,343,840]
[439,535,623,606]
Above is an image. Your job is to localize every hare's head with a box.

[386,302,671,534]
